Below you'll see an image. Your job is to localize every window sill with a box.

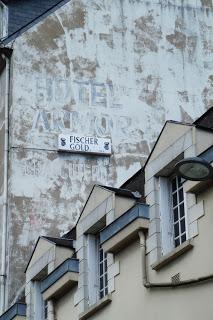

[152,240,194,271]
[79,294,112,320]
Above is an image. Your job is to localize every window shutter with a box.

[159,177,174,255]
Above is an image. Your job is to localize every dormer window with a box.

[98,241,108,299]
[0,2,8,38]
[171,176,187,247]
[159,174,188,256]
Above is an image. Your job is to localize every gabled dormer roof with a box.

[75,184,140,226]
[25,236,74,272]
[146,121,193,164]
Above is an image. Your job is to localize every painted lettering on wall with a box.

[23,158,110,183]
[35,78,122,109]
[32,110,132,137]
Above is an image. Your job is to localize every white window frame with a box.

[98,240,108,299]
[159,175,188,256]
[171,176,188,248]
[34,281,45,320]
[0,2,8,38]
[34,277,48,320]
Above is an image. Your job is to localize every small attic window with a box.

[0,2,8,38]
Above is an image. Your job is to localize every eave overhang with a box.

[41,258,79,300]
[100,203,149,253]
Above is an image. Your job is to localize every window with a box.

[159,175,187,255]
[44,300,48,320]
[0,2,8,38]
[171,176,187,247]
[98,242,108,299]
[87,234,108,306]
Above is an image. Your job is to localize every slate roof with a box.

[0,0,70,44]
[194,106,213,130]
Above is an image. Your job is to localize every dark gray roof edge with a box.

[97,185,141,199]
[194,106,213,125]
[100,203,149,244]
[41,236,74,248]
[0,303,26,320]
[120,168,144,188]
[1,0,71,45]
[41,258,79,293]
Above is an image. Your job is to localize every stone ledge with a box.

[102,218,149,253]
[79,294,112,320]
[152,240,194,271]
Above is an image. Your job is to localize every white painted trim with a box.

[34,281,44,320]
[184,190,189,241]
[0,2,8,38]
[87,235,99,306]
[159,177,174,255]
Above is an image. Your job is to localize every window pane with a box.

[179,188,184,202]
[100,276,103,289]
[175,238,180,247]
[100,249,103,261]
[104,259,107,271]
[178,176,182,187]
[172,192,177,207]
[174,208,178,222]
[180,219,186,233]
[172,178,176,192]
[180,203,185,218]
[100,263,103,275]
[174,222,179,237]
[181,234,186,243]
[99,242,108,300]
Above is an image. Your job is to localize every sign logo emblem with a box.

[61,138,66,146]
[104,142,109,150]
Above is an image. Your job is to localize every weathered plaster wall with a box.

[4,0,213,304]
[0,68,6,270]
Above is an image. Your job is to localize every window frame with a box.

[171,175,188,248]
[98,239,108,299]
[87,233,108,307]
[159,174,188,256]
[34,281,47,320]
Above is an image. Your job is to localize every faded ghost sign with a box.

[31,77,133,138]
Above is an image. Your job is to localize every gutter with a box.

[0,51,10,315]
[138,231,213,288]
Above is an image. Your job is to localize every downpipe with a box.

[0,53,10,315]
[138,231,213,288]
